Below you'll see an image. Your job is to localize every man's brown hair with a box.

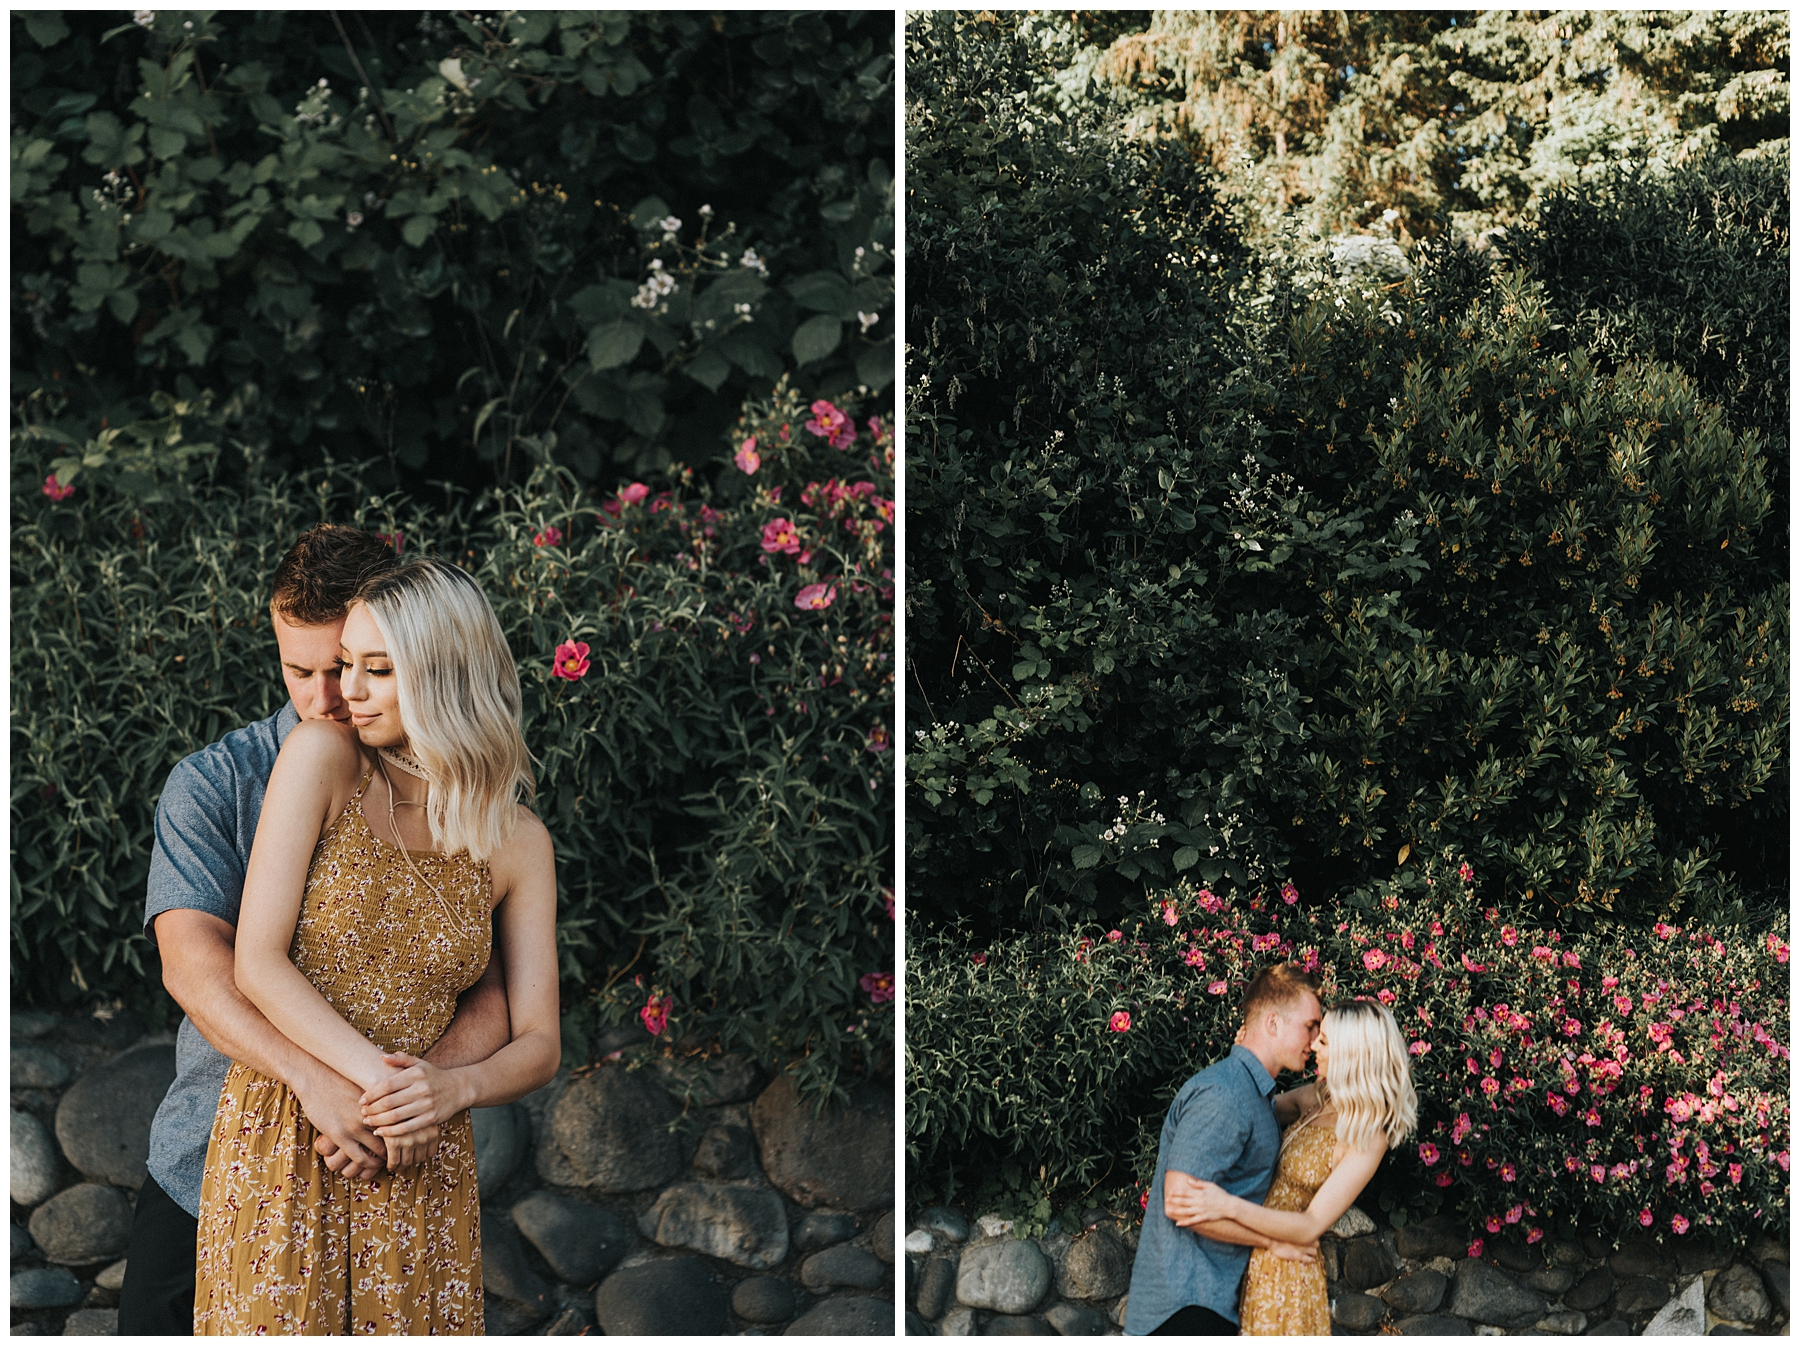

[1239,962,1323,1027]
[269,524,402,625]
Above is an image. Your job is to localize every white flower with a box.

[133,10,154,25]
[733,302,752,315]
[699,203,714,218]
[631,269,677,310]
[346,211,364,228]
[1382,208,1400,224]
[855,246,866,258]
[318,78,329,89]
[658,215,682,234]
[739,248,767,275]
[857,311,880,333]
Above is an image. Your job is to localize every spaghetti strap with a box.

[317,756,378,847]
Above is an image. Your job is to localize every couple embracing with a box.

[1126,965,1418,1336]
[120,525,561,1334]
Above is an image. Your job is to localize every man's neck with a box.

[1237,1037,1283,1082]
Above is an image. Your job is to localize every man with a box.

[119,525,514,1335]
[1123,964,1324,1335]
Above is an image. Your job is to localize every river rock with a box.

[1549,1239,1586,1268]
[1396,1215,1467,1262]
[1344,1235,1397,1290]
[28,1183,132,1265]
[639,1181,789,1269]
[916,1207,970,1243]
[801,1243,885,1291]
[794,1210,861,1251]
[1332,1291,1385,1329]
[917,1254,960,1319]
[54,1045,174,1189]
[941,1306,978,1335]
[1708,1263,1771,1324]
[982,1314,1055,1334]
[733,1274,796,1324]
[12,1011,58,1040]
[1749,1235,1787,1265]
[1058,1226,1129,1301]
[1523,1265,1575,1296]
[693,1119,757,1180]
[1535,1310,1586,1333]
[1382,1269,1447,1314]
[61,1308,117,1335]
[593,1257,727,1336]
[1331,235,1412,280]
[95,1260,128,1292]
[549,1066,683,1192]
[12,1045,71,1089]
[1611,1238,1677,1280]
[1612,1274,1670,1317]
[874,1208,896,1264]
[1677,1235,1732,1276]
[13,1108,61,1207]
[1564,1265,1614,1312]
[1642,1274,1702,1334]
[510,1190,627,1285]
[1762,1261,1788,1316]
[751,1075,892,1210]
[1492,1236,1537,1273]
[785,1294,891,1334]
[481,1221,554,1318]
[1445,1258,1547,1328]
[1046,1302,1108,1334]
[1395,1313,1473,1334]
[907,1229,936,1256]
[957,1239,1050,1315]
[471,1102,528,1192]
[1586,1319,1632,1334]
[12,1268,82,1309]
[653,1052,764,1105]
[1329,1204,1376,1238]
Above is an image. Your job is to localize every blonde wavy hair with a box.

[353,559,534,861]
[1319,998,1418,1153]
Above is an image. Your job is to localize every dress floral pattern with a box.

[194,763,492,1335]
[1237,1116,1336,1336]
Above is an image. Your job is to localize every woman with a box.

[193,559,560,1334]
[1180,998,1418,1335]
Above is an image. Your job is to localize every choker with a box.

[379,746,433,782]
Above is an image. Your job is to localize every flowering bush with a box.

[906,856,1788,1245]
[12,380,894,1103]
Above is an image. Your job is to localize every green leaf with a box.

[628,196,671,231]
[587,320,646,371]
[147,126,187,160]
[683,348,731,393]
[287,218,325,248]
[1072,845,1103,870]
[1172,846,1200,872]
[792,314,842,366]
[787,270,853,314]
[401,214,436,248]
[856,338,894,391]
[25,12,70,46]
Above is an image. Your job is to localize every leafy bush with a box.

[905,857,1790,1248]
[11,383,894,1101]
[12,10,893,492]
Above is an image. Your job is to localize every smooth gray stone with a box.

[471,1102,528,1192]
[484,1297,541,1336]
[751,1075,893,1211]
[13,1045,71,1089]
[549,1066,683,1192]
[95,1260,128,1292]
[1057,1227,1128,1301]
[733,1275,797,1324]
[784,1294,892,1334]
[1761,1261,1788,1316]
[1446,1258,1548,1328]
[54,1046,174,1190]
[1344,1235,1398,1290]
[593,1257,727,1335]
[510,1190,627,1286]
[1612,1274,1670,1318]
[1332,1291,1386,1329]
[958,1239,1051,1315]
[13,1223,38,1259]
[542,1304,592,1336]
[481,1221,554,1317]
[640,1181,790,1270]
[916,1207,971,1243]
[917,1254,960,1320]
[13,1108,62,1208]
[59,1013,143,1050]
[1330,234,1412,280]
[874,1209,896,1265]
[694,1120,758,1180]
[982,1315,1055,1334]
[1643,1275,1703,1334]
[1046,1302,1108,1334]
[1586,1320,1632,1334]
[1610,1239,1677,1280]
[653,1052,764,1105]
[1395,1313,1473,1334]
[12,1268,82,1309]
[1535,1310,1587,1333]
[12,1011,59,1040]
[1492,1236,1538,1274]
[1549,1240,1586,1268]
[1395,1216,1469,1262]
[802,1244,885,1291]
[61,1308,117,1335]
[1708,1263,1771,1324]
[1564,1266,1614,1312]
[1677,1237,1733,1276]
[794,1210,862,1252]
[1709,1326,1754,1335]
[28,1183,132,1265]
[941,1306,979,1335]
[906,1309,934,1335]
[1524,1265,1576,1296]
[1382,1269,1447,1314]
[1749,1236,1787,1265]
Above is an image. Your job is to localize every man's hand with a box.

[1268,1240,1319,1264]
[1164,1169,1237,1228]
[291,1067,388,1181]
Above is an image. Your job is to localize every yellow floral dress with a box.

[1237,1115,1336,1336]
[194,763,492,1335]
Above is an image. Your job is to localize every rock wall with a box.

[903,1201,1789,1335]
[12,1010,896,1335]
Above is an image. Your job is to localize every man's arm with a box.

[155,909,388,1179]
[1164,1171,1317,1261]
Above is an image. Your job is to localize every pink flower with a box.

[1207,980,1228,996]
[1639,1209,1655,1227]
[734,438,761,473]
[1434,1172,1453,1187]
[1161,902,1180,926]
[534,524,564,547]
[1363,949,1388,971]
[1766,933,1789,963]
[1562,1018,1582,1037]
[1109,1011,1132,1033]
[1419,1143,1441,1166]
[1526,1226,1544,1244]
[866,724,891,753]
[1183,948,1205,968]
[1252,932,1280,953]
[1480,1077,1500,1098]
[1139,1190,1149,1212]
[805,399,855,449]
[1504,1205,1522,1224]
[1451,1113,1472,1145]
[41,474,74,502]
[1106,930,1124,943]
[1499,1162,1517,1182]
[1484,1216,1501,1232]
[1591,1164,1607,1183]
[761,517,802,554]
[794,583,836,610]
[1280,881,1299,905]
[1670,1213,1689,1235]
[1461,952,1488,973]
[860,971,894,1004]
[1376,988,1396,1005]
[620,482,650,506]
[1458,862,1474,883]
[640,993,671,1036]
[970,952,986,966]
[883,888,894,920]
[1500,925,1518,947]
[552,640,591,681]
[1468,1239,1485,1259]
[1408,1040,1429,1055]
[376,530,404,554]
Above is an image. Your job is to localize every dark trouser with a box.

[117,1173,196,1336]
[1150,1303,1238,1335]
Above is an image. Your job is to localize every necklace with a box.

[373,753,479,944]
[379,745,433,782]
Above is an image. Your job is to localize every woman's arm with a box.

[1172,1142,1387,1244]
[359,812,561,1133]
[234,724,393,1094]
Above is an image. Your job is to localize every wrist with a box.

[448,1063,482,1115]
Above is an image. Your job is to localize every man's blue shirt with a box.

[141,704,297,1217]
[1123,1045,1282,1333]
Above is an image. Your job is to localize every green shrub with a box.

[905,858,1790,1248]
[11,382,894,1101]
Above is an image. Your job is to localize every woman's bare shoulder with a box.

[278,718,365,770]
[491,807,555,882]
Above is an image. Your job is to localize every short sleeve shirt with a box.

[1123,1045,1282,1333]
[141,704,298,1217]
